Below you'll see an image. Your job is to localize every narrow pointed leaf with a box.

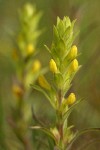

[31,85,56,108]
[30,126,57,143]
[67,128,100,150]
[44,45,51,53]
[63,98,84,121]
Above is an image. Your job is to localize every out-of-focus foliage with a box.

[0,0,100,149]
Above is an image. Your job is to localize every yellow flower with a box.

[12,85,23,97]
[32,60,41,73]
[67,93,76,105]
[26,44,35,55]
[49,59,57,73]
[38,75,51,90]
[69,59,78,73]
[68,45,77,59]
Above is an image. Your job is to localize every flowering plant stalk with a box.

[31,17,100,150]
[10,3,46,149]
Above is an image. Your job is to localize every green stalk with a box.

[57,89,64,150]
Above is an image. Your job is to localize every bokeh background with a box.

[0,0,100,149]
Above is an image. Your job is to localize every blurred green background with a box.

[0,0,100,149]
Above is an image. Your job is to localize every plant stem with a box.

[58,89,62,105]
[57,89,64,149]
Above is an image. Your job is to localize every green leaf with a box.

[30,126,57,143]
[69,65,82,83]
[31,85,56,109]
[39,67,49,75]
[63,75,72,96]
[67,128,100,150]
[63,127,75,144]
[54,73,64,89]
[57,17,60,26]
[63,98,84,121]
[53,25,60,44]
[63,16,71,28]
[57,20,65,37]
[48,137,55,150]
[56,39,66,58]
[44,45,51,53]
[56,16,71,38]
[51,44,60,60]
[63,65,82,92]
[63,26,71,42]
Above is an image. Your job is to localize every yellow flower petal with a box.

[68,45,77,59]
[49,59,57,73]
[32,60,41,73]
[69,59,78,73]
[67,93,76,105]
[26,44,35,55]
[38,75,51,90]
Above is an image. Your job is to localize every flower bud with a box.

[26,44,34,55]
[69,59,78,73]
[50,127,60,142]
[67,93,76,105]
[68,45,77,59]
[49,59,57,73]
[12,85,23,97]
[32,60,41,73]
[38,75,51,90]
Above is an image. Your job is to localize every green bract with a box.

[51,17,76,61]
